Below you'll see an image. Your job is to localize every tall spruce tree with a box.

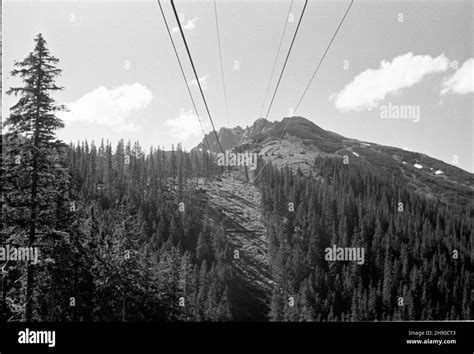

[3,34,69,320]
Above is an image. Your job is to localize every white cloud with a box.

[59,83,153,131]
[189,75,208,90]
[441,58,474,95]
[165,109,210,142]
[331,52,450,112]
[172,16,199,34]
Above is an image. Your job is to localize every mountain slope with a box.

[204,176,271,320]
[195,116,473,207]
[195,118,277,153]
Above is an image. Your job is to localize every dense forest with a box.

[2,134,239,321]
[258,158,472,320]
[1,34,234,321]
[1,34,472,322]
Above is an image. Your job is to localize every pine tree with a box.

[3,34,69,320]
[196,221,213,265]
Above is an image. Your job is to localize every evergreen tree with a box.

[3,34,70,320]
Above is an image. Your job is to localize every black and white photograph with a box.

[0,0,473,352]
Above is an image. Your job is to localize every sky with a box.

[2,0,473,172]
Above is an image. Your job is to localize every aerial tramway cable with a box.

[157,0,211,152]
[213,0,230,128]
[263,0,308,120]
[293,0,354,114]
[252,0,353,183]
[259,0,295,118]
[170,0,225,155]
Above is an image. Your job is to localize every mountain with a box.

[194,116,473,208]
[194,117,277,152]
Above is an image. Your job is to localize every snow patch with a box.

[414,163,423,169]
[352,152,360,157]
[435,170,444,175]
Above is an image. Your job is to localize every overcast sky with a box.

[2,0,473,172]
